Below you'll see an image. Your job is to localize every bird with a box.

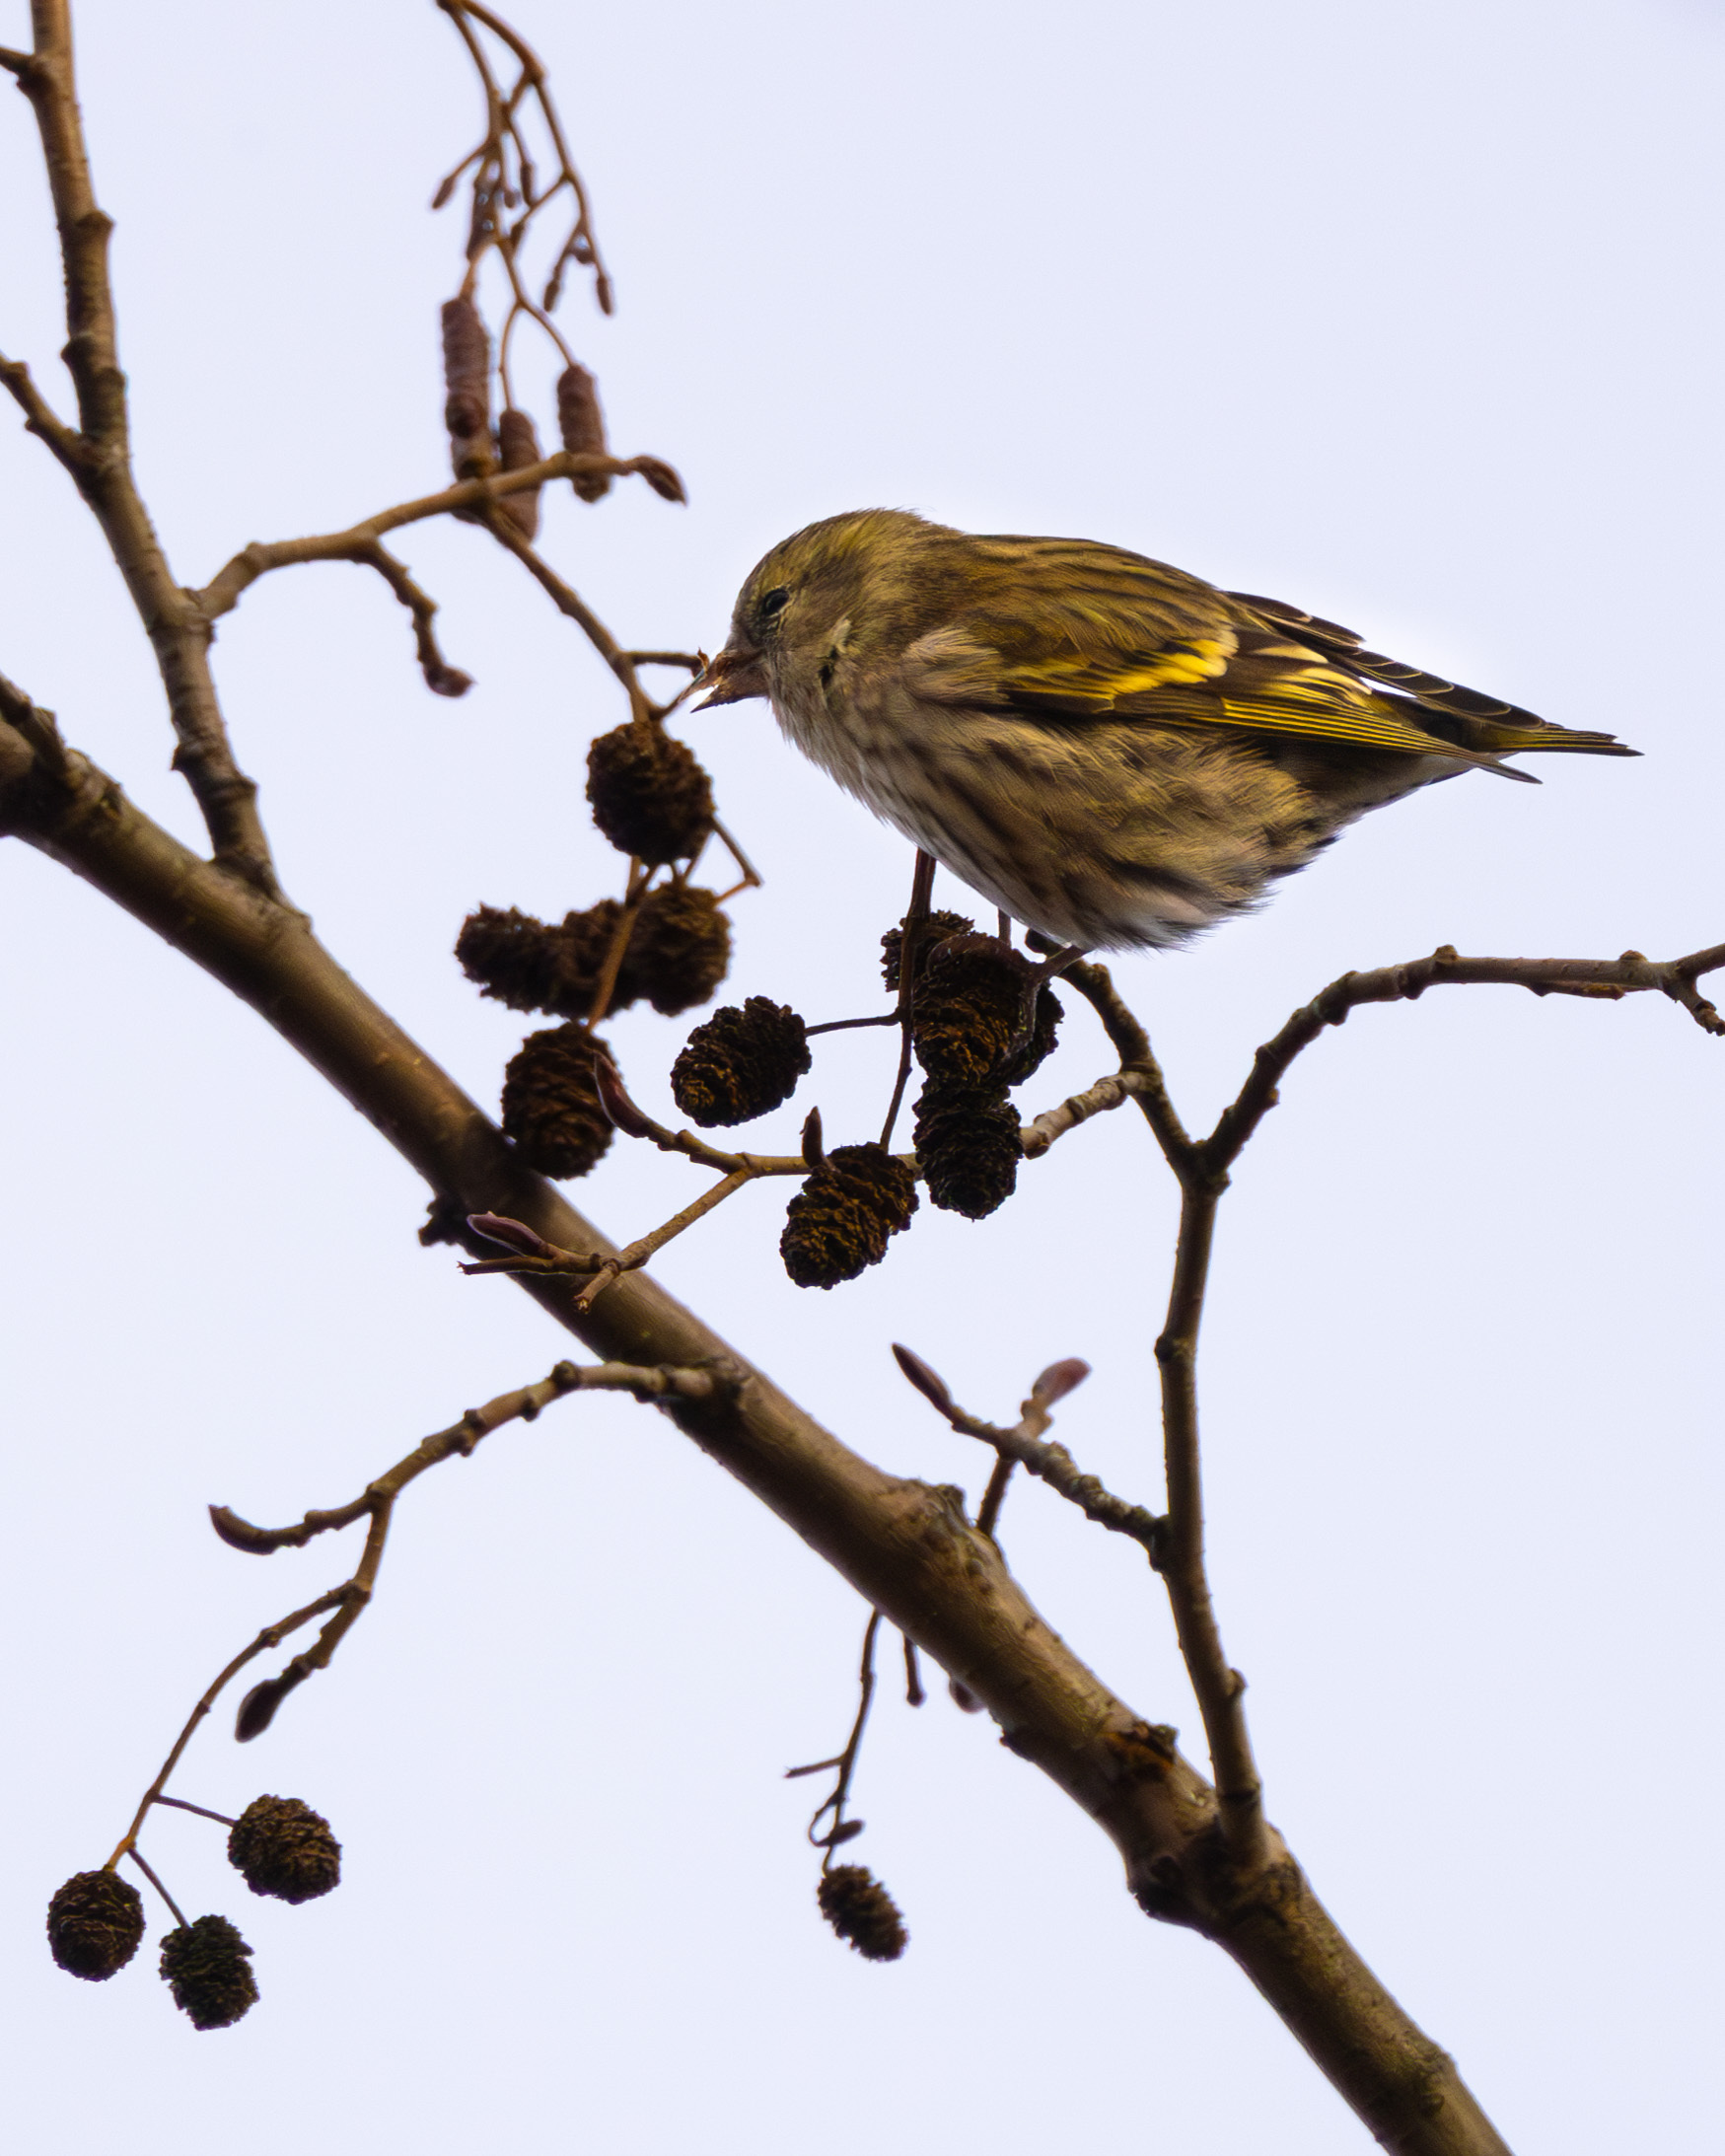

[697,509,1636,955]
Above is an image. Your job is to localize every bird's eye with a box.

[757,587,791,623]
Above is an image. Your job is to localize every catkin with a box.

[441,298,496,480]
[556,361,611,501]
[495,407,543,540]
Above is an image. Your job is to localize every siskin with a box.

[698,510,1636,954]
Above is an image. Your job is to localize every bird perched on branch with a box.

[698,509,1636,954]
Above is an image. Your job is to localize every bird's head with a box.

[696,509,941,708]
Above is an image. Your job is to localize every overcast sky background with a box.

[3,2,1722,2150]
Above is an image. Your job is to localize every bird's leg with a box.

[997,909,1014,947]
[880,850,938,1148]
[1008,942,1088,1061]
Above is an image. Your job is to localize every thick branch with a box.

[0,702,1510,2154]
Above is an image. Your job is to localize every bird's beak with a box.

[694,644,768,710]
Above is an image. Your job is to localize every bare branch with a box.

[1203,942,1725,1178]
[9,2,278,888]
[1042,951,1197,1169]
[0,348,86,472]
[187,453,684,721]
[209,1355,724,1555]
[787,1611,884,1856]
[349,539,473,696]
[1153,1177,1267,1868]
[891,1345,1164,1555]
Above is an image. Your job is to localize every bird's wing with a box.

[1226,591,1636,757]
[898,539,1536,774]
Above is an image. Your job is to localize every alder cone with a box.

[556,361,611,501]
[911,936,1060,1089]
[912,1082,1021,1218]
[626,886,731,1015]
[879,909,975,992]
[586,722,714,866]
[781,1144,917,1289]
[46,1869,145,1980]
[495,406,543,540]
[457,905,572,1014]
[671,998,810,1125]
[817,1865,908,1962]
[500,1025,616,1179]
[457,902,647,1020]
[159,1915,258,2030]
[228,1796,341,1904]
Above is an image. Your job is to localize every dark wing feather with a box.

[1226,590,1636,756]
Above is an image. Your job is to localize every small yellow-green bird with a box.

[698,509,1635,954]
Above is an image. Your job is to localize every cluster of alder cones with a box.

[459,730,1064,1285]
[46,1796,339,2031]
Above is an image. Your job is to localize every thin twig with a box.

[974,1454,1018,1544]
[348,539,473,696]
[106,1355,727,1867]
[709,817,763,894]
[151,1794,239,1829]
[105,1585,351,1867]
[1019,1066,1162,1158]
[586,861,648,1024]
[891,1347,1162,1555]
[787,1611,883,1862]
[1201,942,1725,1179]
[1038,948,1195,1169]
[881,851,936,1147]
[209,1356,724,1555]
[902,1636,925,1706]
[124,1848,188,1930]
[435,0,615,317]
[1151,1177,1266,1867]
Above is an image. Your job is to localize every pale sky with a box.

[3,3,1722,2150]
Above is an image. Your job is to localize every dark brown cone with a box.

[227,1797,341,1905]
[159,1914,258,2030]
[880,909,975,992]
[911,936,1061,1089]
[457,905,569,1014]
[500,1025,616,1179]
[781,1144,917,1289]
[627,886,731,1015]
[556,361,611,501]
[586,723,714,866]
[495,407,543,541]
[457,903,643,1020]
[46,1869,145,1980]
[671,999,810,1126]
[912,1082,1021,1219]
[441,298,495,479]
[817,1865,907,1962]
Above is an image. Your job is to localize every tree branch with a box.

[892,1346,1165,1557]
[186,453,684,718]
[1202,942,1725,1175]
[0,688,1513,2154]
[9,1,278,889]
